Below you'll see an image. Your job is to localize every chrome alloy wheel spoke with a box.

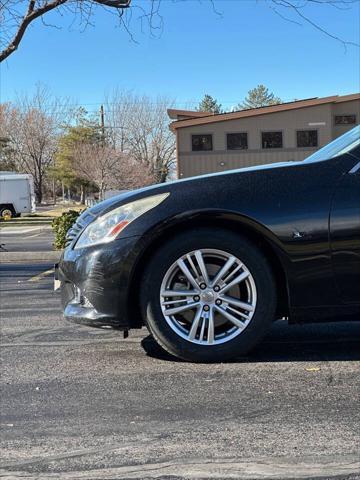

[188,307,215,345]
[177,258,201,290]
[210,256,237,287]
[219,270,250,294]
[198,312,206,342]
[213,305,247,330]
[163,301,200,316]
[176,250,213,288]
[161,289,199,297]
[194,250,210,286]
[188,307,203,340]
[207,307,215,344]
[219,294,255,312]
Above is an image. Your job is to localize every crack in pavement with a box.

[0,455,359,479]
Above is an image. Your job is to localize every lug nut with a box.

[214,285,220,292]
[193,295,200,302]
[203,305,210,311]
[200,283,207,290]
[216,299,222,306]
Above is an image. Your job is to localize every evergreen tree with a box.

[237,85,282,110]
[197,94,223,114]
[51,113,102,202]
[0,136,16,171]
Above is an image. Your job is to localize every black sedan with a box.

[57,125,360,362]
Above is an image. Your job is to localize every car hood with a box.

[86,159,305,218]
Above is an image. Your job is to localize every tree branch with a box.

[271,0,360,49]
[1,0,358,63]
[95,0,130,6]
[0,0,131,62]
[1,0,67,62]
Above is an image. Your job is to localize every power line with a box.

[1,97,303,112]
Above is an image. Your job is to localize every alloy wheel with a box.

[160,249,257,345]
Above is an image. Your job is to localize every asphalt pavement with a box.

[0,262,359,479]
[0,225,54,252]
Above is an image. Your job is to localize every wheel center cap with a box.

[201,290,215,304]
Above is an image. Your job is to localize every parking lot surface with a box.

[0,262,359,479]
[0,226,54,252]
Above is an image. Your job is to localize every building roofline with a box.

[167,109,211,120]
[169,93,360,130]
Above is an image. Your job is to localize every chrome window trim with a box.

[349,161,360,174]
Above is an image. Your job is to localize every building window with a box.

[334,115,357,125]
[227,133,248,150]
[262,131,283,149]
[297,130,318,148]
[192,134,213,151]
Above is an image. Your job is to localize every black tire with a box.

[0,205,15,220]
[140,228,276,363]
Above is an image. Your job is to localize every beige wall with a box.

[332,99,360,138]
[176,100,359,178]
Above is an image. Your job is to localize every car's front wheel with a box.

[140,229,276,362]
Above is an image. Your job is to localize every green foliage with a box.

[196,94,223,114]
[237,85,282,110]
[0,136,17,172]
[52,110,103,188]
[52,210,83,250]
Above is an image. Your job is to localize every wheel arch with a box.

[127,210,290,328]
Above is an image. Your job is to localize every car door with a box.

[329,158,360,304]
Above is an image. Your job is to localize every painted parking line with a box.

[0,227,42,235]
[28,269,54,282]
[23,232,44,239]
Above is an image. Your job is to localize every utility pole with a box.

[99,105,105,201]
[100,105,105,146]
[52,157,56,205]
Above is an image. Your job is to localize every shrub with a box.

[52,210,83,250]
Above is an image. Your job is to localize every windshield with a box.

[303,125,360,163]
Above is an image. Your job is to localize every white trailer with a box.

[0,173,36,219]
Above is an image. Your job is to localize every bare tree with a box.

[73,143,120,200]
[104,90,134,153]
[72,142,154,199]
[105,91,176,183]
[1,1,358,62]
[110,153,156,191]
[1,85,71,203]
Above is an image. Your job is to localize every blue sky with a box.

[1,0,359,112]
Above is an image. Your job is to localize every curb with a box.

[0,251,62,263]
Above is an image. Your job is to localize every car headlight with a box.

[74,193,169,249]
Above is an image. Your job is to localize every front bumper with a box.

[60,280,122,328]
[58,236,142,329]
